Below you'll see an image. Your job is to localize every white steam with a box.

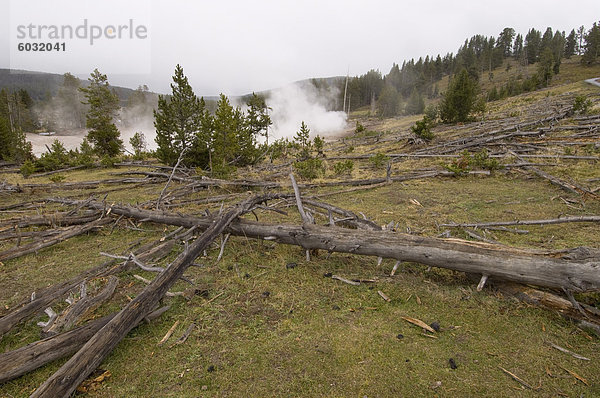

[266,82,347,141]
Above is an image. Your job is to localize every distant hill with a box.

[0,69,148,104]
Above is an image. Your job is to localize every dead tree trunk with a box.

[30,194,276,398]
[52,200,600,293]
[0,231,177,337]
[0,314,115,383]
[0,218,112,262]
[0,305,169,383]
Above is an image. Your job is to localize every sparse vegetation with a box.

[369,153,390,169]
[573,94,593,114]
[2,19,600,398]
[332,159,354,175]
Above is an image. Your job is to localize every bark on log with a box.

[0,230,178,337]
[45,276,118,335]
[0,314,115,383]
[441,216,600,228]
[0,305,170,383]
[0,210,102,229]
[0,218,112,262]
[30,194,277,398]
[495,282,600,328]
[53,199,600,293]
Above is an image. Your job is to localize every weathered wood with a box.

[31,165,86,178]
[0,314,115,384]
[0,210,102,229]
[495,282,600,327]
[440,216,600,228]
[0,230,179,337]
[0,218,112,262]
[30,194,276,398]
[0,305,170,383]
[45,276,118,336]
[52,199,600,293]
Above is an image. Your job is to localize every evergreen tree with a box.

[513,34,524,60]
[79,69,122,157]
[582,22,600,65]
[211,94,253,171]
[576,25,586,55]
[294,121,311,160]
[405,87,425,115]
[551,31,565,74]
[0,89,33,162]
[246,93,272,144]
[56,73,86,129]
[525,28,542,64]
[537,48,555,86]
[439,69,480,123]
[565,29,577,58]
[497,27,516,57]
[376,84,400,117]
[154,64,207,166]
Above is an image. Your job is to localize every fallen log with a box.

[30,194,277,398]
[0,228,180,337]
[53,199,600,293]
[440,216,600,228]
[0,305,169,384]
[495,282,600,334]
[0,314,115,384]
[0,210,102,229]
[0,218,112,262]
[44,276,118,336]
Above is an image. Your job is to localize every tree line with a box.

[341,22,600,118]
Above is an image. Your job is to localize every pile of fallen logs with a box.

[0,174,599,396]
[1,100,599,395]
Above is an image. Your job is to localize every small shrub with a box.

[443,151,472,175]
[472,149,501,171]
[573,95,593,114]
[369,153,389,169]
[294,158,325,180]
[211,163,235,179]
[49,174,66,183]
[20,159,36,178]
[355,121,365,134]
[313,135,324,157]
[100,156,117,168]
[343,145,355,154]
[411,116,435,141]
[332,160,354,176]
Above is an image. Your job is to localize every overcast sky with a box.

[1,0,598,96]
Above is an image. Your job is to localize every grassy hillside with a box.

[0,68,600,397]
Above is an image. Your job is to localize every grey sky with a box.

[1,0,598,96]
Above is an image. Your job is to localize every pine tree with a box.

[497,27,516,57]
[246,93,272,145]
[211,94,250,171]
[154,64,207,166]
[565,29,577,58]
[0,89,33,162]
[376,84,400,117]
[582,22,600,65]
[405,87,425,115]
[79,69,122,157]
[537,48,555,87]
[294,121,311,160]
[439,69,480,123]
[525,28,542,64]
